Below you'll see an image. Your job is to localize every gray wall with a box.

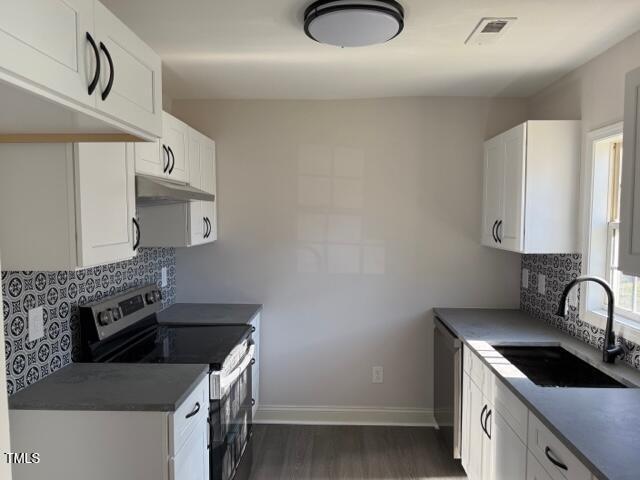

[172,97,526,411]
[3,248,176,395]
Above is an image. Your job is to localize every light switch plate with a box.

[522,268,529,289]
[28,306,44,341]
[161,267,167,287]
[372,366,384,384]
[538,273,546,295]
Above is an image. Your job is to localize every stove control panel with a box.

[79,285,163,342]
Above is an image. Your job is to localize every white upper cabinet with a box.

[0,0,95,108]
[0,0,162,141]
[482,121,581,254]
[138,125,217,248]
[162,112,189,182]
[92,1,162,139]
[620,67,640,276]
[0,143,137,270]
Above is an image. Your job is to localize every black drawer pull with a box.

[185,401,200,419]
[132,218,140,251]
[86,33,100,95]
[99,42,114,101]
[251,398,255,406]
[545,446,568,471]
[251,326,256,333]
[492,220,498,242]
[250,358,256,365]
[162,145,170,173]
[480,404,488,435]
[496,220,503,243]
[168,146,175,174]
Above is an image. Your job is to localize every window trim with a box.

[580,121,640,344]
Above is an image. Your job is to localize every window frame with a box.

[580,122,640,344]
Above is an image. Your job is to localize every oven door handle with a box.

[219,344,256,393]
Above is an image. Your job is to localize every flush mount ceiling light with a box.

[304,0,405,48]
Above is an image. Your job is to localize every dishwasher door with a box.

[434,317,462,459]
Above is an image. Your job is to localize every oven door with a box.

[210,344,255,480]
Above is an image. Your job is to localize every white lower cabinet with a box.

[461,346,593,480]
[0,142,137,270]
[10,376,209,480]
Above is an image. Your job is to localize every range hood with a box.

[136,175,215,206]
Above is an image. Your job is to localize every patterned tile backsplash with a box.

[520,254,640,370]
[2,248,176,395]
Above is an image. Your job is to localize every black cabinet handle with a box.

[168,147,175,174]
[132,218,140,250]
[480,404,488,435]
[492,220,498,242]
[162,145,170,173]
[206,217,212,238]
[86,33,100,95]
[251,398,256,406]
[99,42,114,101]
[251,326,256,333]
[250,358,256,365]
[496,220,503,243]
[545,446,568,471]
[484,409,492,439]
[185,401,200,419]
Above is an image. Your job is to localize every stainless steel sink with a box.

[493,345,627,388]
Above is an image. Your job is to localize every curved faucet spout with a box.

[556,276,623,364]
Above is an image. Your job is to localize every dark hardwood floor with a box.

[237,424,467,480]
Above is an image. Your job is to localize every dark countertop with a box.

[9,363,209,412]
[434,308,640,480]
[157,303,262,326]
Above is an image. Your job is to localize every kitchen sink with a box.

[493,345,627,388]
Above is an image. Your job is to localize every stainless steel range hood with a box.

[136,175,215,206]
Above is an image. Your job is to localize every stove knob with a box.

[145,292,156,304]
[98,310,113,326]
[112,308,122,321]
[154,290,162,302]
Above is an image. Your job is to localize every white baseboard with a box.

[254,405,436,427]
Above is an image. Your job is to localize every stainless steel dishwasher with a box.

[434,316,462,459]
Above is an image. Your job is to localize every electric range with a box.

[78,285,254,480]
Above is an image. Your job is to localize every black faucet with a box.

[556,276,625,364]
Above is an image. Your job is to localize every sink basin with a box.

[493,345,627,388]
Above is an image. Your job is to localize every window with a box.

[605,140,640,320]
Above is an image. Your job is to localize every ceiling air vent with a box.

[465,17,517,45]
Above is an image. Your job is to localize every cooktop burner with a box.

[79,285,252,371]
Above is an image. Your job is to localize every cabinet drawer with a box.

[528,412,591,480]
[494,378,528,443]
[464,346,485,389]
[170,375,209,455]
[528,451,554,480]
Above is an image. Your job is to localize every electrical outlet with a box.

[161,267,168,287]
[522,268,529,289]
[28,306,44,341]
[538,273,546,295]
[372,366,384,384]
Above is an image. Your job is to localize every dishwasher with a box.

[434,316,462,459]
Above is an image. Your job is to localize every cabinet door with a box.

[93,1,162,138]
[0,0,95,108]
[482,402,493,480]
[163,113,189,182]
[188,130,203,189]
[465,379,485,480]
[500,124,526,251]
[620,66,640,276]
[201,137,216,195]
[203,201,217,242]
[170,420,209,480]
[492,411,526,480]
[74,142,136,267]
[189,201,206,246]
[482,136,505,248]
[134,139,163,177]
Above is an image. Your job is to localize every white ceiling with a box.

[102,0,640,100]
